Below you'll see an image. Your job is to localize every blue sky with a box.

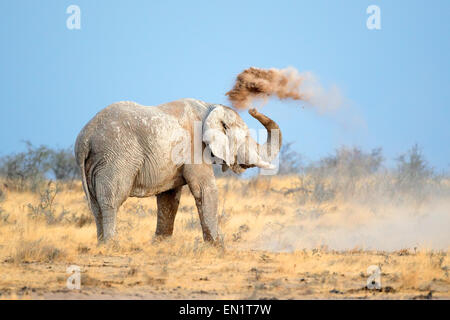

[1,1,449,170]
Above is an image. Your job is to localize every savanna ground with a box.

[0,173,449,300]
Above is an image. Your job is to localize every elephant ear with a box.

[203,106,232,166]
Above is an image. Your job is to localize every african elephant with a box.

[74,98,282,243]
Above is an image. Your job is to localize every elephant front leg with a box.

[194,184,219,242]
[155,186,182,238]
[183,165,219,243]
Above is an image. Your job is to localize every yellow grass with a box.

[0,177,448,299]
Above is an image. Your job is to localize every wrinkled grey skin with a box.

[75,98,282,244]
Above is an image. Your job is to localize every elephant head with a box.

[203,105,282,174]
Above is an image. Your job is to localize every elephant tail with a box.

[78,153,96,215]
[79,158,91,208]
[75,135,96,214]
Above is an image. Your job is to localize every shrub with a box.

[48,146,80,181]
[395,144,432,188]
[0,142,79,191]
[27,182,68,224]
[12,239,63,264]
[0,141,52,191]
[394,144,435,203]
[278,142,303,175]
[281,144,447,206]
[304,146,384,201]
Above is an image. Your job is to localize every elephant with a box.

[74,98,282,243]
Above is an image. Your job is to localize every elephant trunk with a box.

[248,108,282,163]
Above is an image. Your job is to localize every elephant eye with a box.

[221,121,229,131]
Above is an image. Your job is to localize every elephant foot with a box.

[96,233,119,248]
[203,232,224,249]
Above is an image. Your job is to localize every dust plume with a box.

[226,67,344,113]
[251,200,450,252]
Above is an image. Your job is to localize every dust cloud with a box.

[252,200,450,252]
[226,67,345,113]
[226,68,448,252]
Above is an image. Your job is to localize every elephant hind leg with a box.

[84,156,104,241]
[155,186,183,238]
[93,166,136,243]
[98,206,118,242]
[89,198,104,240]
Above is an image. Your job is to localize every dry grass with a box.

[0,177,448,299]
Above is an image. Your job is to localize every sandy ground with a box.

[0,177,449,300]
[2,249,449,300]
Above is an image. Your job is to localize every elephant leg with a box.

[155,186,182,238]
[94,167,134,243]
[99,205,118,242]
[183,164,219,242]
[90,199,104,240]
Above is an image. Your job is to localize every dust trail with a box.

[226,67,345,113]
[251,200,450,252]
